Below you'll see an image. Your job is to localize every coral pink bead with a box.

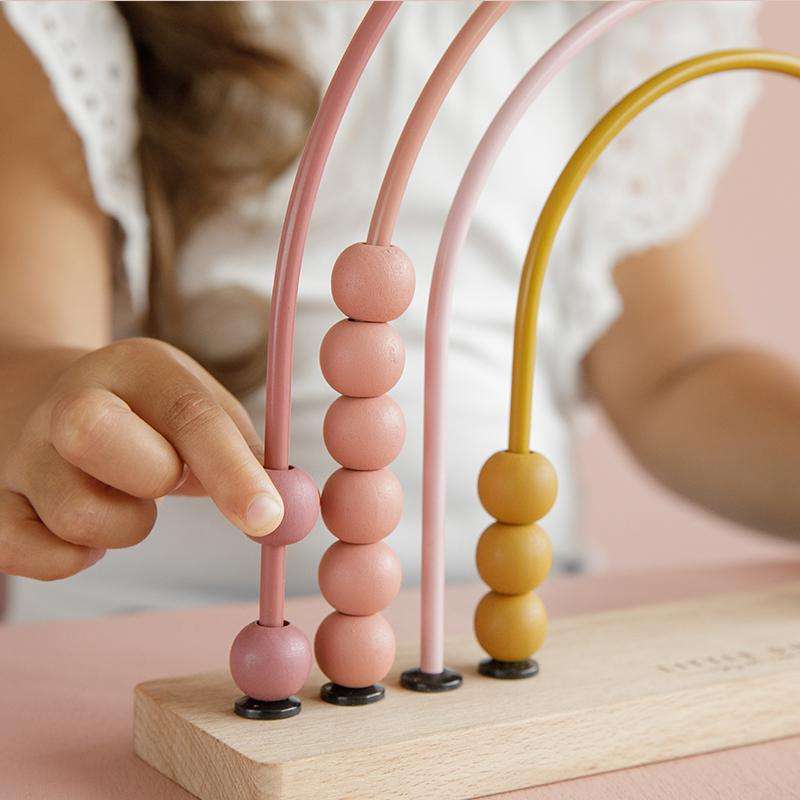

[321,468,403,544]
[323,395,405,470]
[319,320,405,398]
[331,243,415,322]
[247,466,319,545]
[314,612,396,688]
[229,621,312,701]
[318,541,402,616]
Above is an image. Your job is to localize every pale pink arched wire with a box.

[367,1,511,246]
[421,0,653,673]
[259,2,401,628]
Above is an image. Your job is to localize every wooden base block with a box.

[134,583,800,800]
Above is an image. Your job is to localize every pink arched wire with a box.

[421,0,652,672]
[367,1,511,246]
[259,2,401,628]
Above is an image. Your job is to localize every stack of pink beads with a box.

[314,242,415,701]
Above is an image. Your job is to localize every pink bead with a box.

[229,621,312,701]
[323,395,405,471]
[331,243,415,322]
[318,541,402,615]
[319,320,405,398]
[314,612,396,688]
[321,468,403,544]
[247,466,319,545]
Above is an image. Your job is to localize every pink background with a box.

[581,1,800,572]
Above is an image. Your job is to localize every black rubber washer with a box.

[400,667,463,693]
[320,682,385,706]
[234,695,301,720]
[478,658,540,680]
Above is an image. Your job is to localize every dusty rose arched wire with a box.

[420,0,652,673]
[262,2,511,629]
[367,1,511,246]
[259,2,401,628]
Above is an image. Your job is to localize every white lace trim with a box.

[543,0,761,411]
[3,0,149,316]
[4,0,761,408]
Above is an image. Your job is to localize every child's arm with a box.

[0,18,283,582]
[587,225,800,541]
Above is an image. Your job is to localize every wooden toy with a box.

[134,1,800,797]
[320,0,511,699]
[135,581,800,800]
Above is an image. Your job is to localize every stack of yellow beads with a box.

[474,450,556,677]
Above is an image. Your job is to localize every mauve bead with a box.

[314,611,396,688]
[248,467,319,546]
[323,395,405,470]
[331,243,415,322]
[318,540,402,616]
[229,621,312,701]
[321,468,403,544]
[319,320,405,398]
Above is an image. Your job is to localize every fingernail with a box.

[86,548,106,567]
[245,493,284,536]
[172,464,190,493]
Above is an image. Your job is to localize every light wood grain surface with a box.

[2,561,800,799]
[134,582,800,800]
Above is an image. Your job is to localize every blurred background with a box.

[581,1,800,571]
[1,3,799,621]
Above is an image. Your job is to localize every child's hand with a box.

[0,338,285,581]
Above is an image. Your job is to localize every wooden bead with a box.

[476,522,552,595]
[321,468,403,544]
[247,467,319,546]
[314,611,396,688]
[229,621,312,701]
[477,450,557,524]
[318,541,401,615]
[323,395,405,471]
[474,591,547,663]
[319,320,405,398]
[331,243,415,322]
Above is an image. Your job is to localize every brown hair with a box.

[116,2,318,393]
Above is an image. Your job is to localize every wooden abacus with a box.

[135,3,800,798]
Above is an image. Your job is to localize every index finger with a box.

[92,341,284,537]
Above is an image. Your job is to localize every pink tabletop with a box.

[2,560,800,799]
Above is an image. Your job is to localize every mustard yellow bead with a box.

[477,450,557,524]
[474,591,547,662]
[476,522,552,595]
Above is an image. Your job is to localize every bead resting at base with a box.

[229,621,313,711]
[474,591,548,662]
[314,611,396,698]
[316,239,412,706]
[474,449,555,677]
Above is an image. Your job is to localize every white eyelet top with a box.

[4,1,760,620]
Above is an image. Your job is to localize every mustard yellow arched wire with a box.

[509,49,800,453]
